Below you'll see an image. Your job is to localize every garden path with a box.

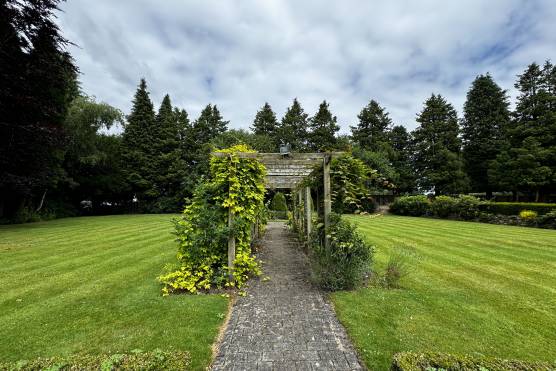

[212,221,363,371]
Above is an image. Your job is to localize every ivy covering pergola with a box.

[213,151,343,276]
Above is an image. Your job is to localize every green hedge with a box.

[479,202,556,216]
[391,352,555,371]
[0,350,189,370]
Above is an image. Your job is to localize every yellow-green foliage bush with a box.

[159,145,266,295]
[519,209,538,220]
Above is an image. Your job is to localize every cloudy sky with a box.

[57,0,556,133]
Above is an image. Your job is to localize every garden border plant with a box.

[390,195,556,229]
[158,145,267,295]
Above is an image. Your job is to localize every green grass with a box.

[0,214,228,370]
[334,215,556,370]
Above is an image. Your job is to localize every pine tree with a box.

[490,61,556,200]
[388,125,417,193]
[351,100,392,151]
[193,104,229,144]
[461,74,510,196]
[251,102,279,138]
[413,94,468,195]
[121,78,157,203]
[307,100,340,151]
[152,95,188,211]
[278,98,309,151]
[0,0,78,219]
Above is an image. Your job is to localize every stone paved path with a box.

[212,221,363,371]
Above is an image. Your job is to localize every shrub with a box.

[479,202,556,216]
[390,195,430,216]
[269,192,288,219]
[310,214,373,291]
[538,210,556,229]
[430,195,457,218]
[391,351,555,371]
[453,195,481,220]
[270,192,288,211]
[0,350,189,370]
[519,209,538,220]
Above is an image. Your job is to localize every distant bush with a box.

[309,214,373,291]
[519,209,538,220]
[391,351,555,371]
[390,195,430,216]
[538,210,556,229]
[479,202,556,216]
[453,195,481,220]
[270,192,288,211]
[0,350,189,370]
[430,195,457,218]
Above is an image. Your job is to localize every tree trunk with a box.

[36,190,47,212]
[486,189,493,200]
[535,189,540,203]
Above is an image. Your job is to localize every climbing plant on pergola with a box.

[213,151,343,277]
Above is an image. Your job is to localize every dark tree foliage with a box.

[212,129,275,153]
[278,98,309,151]
[461,74,510,196]
[413,94,469,195]
[351,100,392,152]
[153,95,188,211]
[388,125,417,193]
[307,100,340,151]
[0,0,78,219]
[251,102,279,147]
[489,61,556,201]
[121,78,158,205]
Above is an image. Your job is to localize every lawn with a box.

[0,214,228,370]
[335,215,556,370]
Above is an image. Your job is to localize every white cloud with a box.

[57,0,556,134]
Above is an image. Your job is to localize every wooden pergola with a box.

[213,151,343,279]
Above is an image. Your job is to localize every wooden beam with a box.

[305,186,311,242]
[323,155,331,249]
[212,152,344,161]
[227,209,235,282]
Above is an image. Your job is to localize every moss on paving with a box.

[333,215,556,371]
[0,215,228,370]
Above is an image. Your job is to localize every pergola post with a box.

[305,186,311,242]
[227,209,235,282]
[323,154,331,249]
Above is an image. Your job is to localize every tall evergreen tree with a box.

[388,125,417,193]
[153,95,188,211]
[278,98,309,151]
[490,61,556,200]
[121,78,157,204]
[351,100,392,151]
[413,94,468,195]
[461,74,510,197]
[307,100,340,151]
[0,0,78,219]
[193,104,229,144]
[251,103,279,138]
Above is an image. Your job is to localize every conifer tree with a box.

[413,94,468,194]
[490,61,556,200]
[121,78,157,204]
[251,102,279,138]
[307,100,340,151]
[278,98,309,151]
[461,74,510,196]
[388,125,417,193]
[351,100,392,151]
